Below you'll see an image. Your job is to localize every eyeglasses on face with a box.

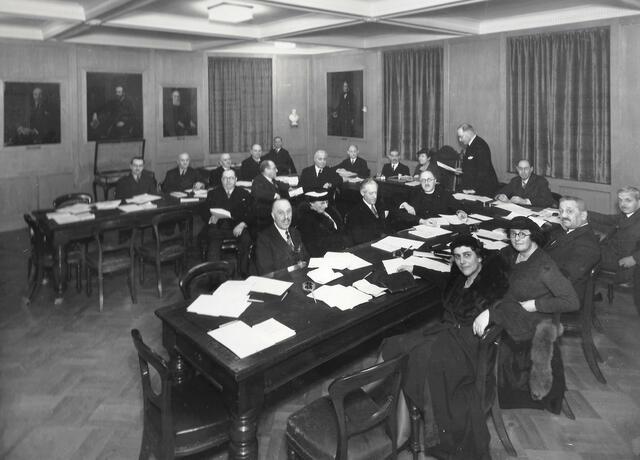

[509,231,531,239]
[420,178,436,183]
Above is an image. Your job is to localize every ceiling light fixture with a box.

[207,2,254,23]
[273,41,296,50]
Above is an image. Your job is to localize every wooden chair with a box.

[557,267,606,383]
[286,354,407,460]
[23,214,82,301]
[137,210,191,297]
[598,266,640,315]
[85,219,136,311]
[53,192,93,208]
[179,261,235,300]
[131,329,230,460]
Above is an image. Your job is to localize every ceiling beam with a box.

[0,0,84,21]
[260,16,362,40]
[246,0,367,18]
[379,17,478,36]
[375,0,490,19]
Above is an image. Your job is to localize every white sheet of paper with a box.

[352,279,387,297]
[251,318,296,344]
[436,161,458,173]
[468,213,493,221]
[382,257,407,274]
[126,193,162,204]
[492,202,535,216]
[408,225,452,240]
[94,200,122,210]
[404,181,421,187]
[236,180,252,187]
[307,267,343,285]
[474,236,510,250]
[170,191,188,198]
[406,255,450,272]
[439,214,481,225]
[245,276,292,296]
[208,319,295,359]
[57,203,92,214]
[475,228,508,241]
[371,236,423,252]
[276,176,299,186]
[210,208,232,219]
[289,187,304,197]
[308,284,371,310]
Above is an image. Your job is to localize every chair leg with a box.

[561,396,575,420]
[409,401,421,460]
[76,264,82,293]
[98,273,104,312]
[491,403,517,457]
[581,329,606,383]
[26,261,40,301]
[139,257,145,284]
[86,269,92,297]
[130,261,137,304]
[156,259,162,297]
[607,284,614,305]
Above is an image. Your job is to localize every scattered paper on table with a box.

[308,284,372,310]
[406,255,450,272]
[475,228,508,241]
[469,213,492,221]
[307,267,343,284]
[452,193,494,203]
[170,191,187,198]
[437,161,458,173]
[439,214,481,225]
[126,193,162,204]
[404,181,421,187]
[94,200,122,210]
[118,203,157,213]
[491,202,534,216]
[236,180,252,188]
[208,318,295,359]
[246,276,292,296]
[371,236,423,252]
[57,203,92,214]
[47,212,95,224]
[408,225,452,240]
[352,279,387,297]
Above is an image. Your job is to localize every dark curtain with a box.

[383,47,443,160]
[208,57,272,153]
[507,28,610,184]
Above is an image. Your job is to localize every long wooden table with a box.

[32,196,207,300]
[155,235,449,459]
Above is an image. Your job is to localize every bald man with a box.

[209,153,233,188]
[239,144,263,181]
[162,152,205,192]
[495,159,554,207]
[298,149,342,193]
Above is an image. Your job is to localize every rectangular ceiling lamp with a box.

[208,2,254,23]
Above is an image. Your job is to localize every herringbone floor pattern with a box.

[1,229,639,459]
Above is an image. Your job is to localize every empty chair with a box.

[137,210,191,297]
[53,192,93,208]
[85,219,136,311]
[179,261,235,300]
[598,266,640,315]
[286,354,407,460]
[131,329,230,460]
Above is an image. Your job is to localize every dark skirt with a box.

[380,323,490,460]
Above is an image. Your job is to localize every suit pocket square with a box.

[467,155,474,160]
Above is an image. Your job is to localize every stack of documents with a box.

[438,214,482,225]
[371,236,424,252]
[308,252,371,271]
[170,191,188,198]
[289,187,304,197]
[245,276,292,295]
[352,279,386,297]
[469,213,492,222]
[307,284,372,310]
[208,319,295,359]
[46,212,95,224]
[383,256,450,274]
[187,280,252,317]
[404,180,421,187]
[180,197,200,203]
[276,176,299,186]
[57,203,92,214]
[118,202,157,213]
[452,193,494,203]
[491,202,534,216]
[408,225,452,240]
[94,200,122,210]
[475,228,508,241]
[126,193,162,204]
[307,267,343,284]
[193,189,208,198]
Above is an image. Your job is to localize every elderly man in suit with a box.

[454,123,498,196]
[239,144,263,181]
[209,153,233,188]
[299,149,342,193]
[590,186,640,283]
[251,160,290,232]
[496,159,554,207]
[255,199,308,275]
[263,136,296,175]
[346,179,390,245]
[336,144,370,178]
[298,190,351,257]
[115,156,157,199]
[161,152,205,193]
[545,196,601,303]
[204,169,253,276]
[380,150,410,178]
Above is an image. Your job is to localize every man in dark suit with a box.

[115,156,157,199]
[299,150,342,193]
[161,152,205,193]
[545,196,601,303]
[380,150,410,178]
[251,160,290,232]
[209,153,233,188]
[263,136,296,175]
[454,123,498,196]
[239,144,263,181]
[255,199,308,275]
[204,169,253,276]
[336,144,370,178]
[496,159,554,207]
[590,186,640,283]
[298,190,351,257]
[346,179,390,245]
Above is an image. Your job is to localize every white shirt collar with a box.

[315,165,323,174]
[274,225,290,243]
[468,134,477,146]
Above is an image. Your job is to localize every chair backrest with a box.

[558,265,599,331]
[91,218,136,255]
[150,210,192,244]
[179,261,235,300]
[328,354,407,460]
[53,192,93,208]
[476,325,503,411]
[23,213,48,258]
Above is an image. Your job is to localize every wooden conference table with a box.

[154,226,473,460]
[32,195,207,300]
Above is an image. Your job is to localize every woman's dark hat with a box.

[507,216,541,232]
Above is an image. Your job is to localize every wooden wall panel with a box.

[0,176,37,232]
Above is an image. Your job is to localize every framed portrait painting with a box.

[162,87,197,137]
[86,72,143,141]
[327,70,363,138]
[3,82,61,146]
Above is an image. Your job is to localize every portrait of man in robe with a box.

[327,70,363,138]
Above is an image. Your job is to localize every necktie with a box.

[180,170,185,176]
[324,212,337,230]
[285,230,295,251]
[371,204,379,218]
[392,164,396,171]
[318,168,323,177]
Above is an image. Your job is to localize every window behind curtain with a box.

[383,47,443,160]
[208,57,272,153]
[507,28,610,184]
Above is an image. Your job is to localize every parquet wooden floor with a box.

[1,228,639,460]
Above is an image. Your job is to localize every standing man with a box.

[115,156,157,199]
[255,199,308,275]
[380,150,410,178]
[251,160,289,232]
[162,152,205,193]
[336,144,370,178]
[299,150,342,193]
[495,159,554,207]
[454,123,498,196]
[204,169,253,276]
[545,196,601,303]
[590,186,640,283]
[209,153,233,188]
[346,179,390,244]
[239,144,263,181]
[263,136,296,175]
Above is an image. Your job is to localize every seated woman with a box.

[381,235,509,459]
[413,148,440,182]
[480,216,580,413]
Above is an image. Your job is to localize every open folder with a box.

[208,319,295,359]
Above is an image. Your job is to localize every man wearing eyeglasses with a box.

[115,156,157,199]
[395,170,467,228]
[495,159,554,207]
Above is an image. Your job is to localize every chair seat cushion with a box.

[86,250,132,273]
[137,242,186,261]
[286,389,393,460]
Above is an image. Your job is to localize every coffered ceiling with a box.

[1,0,638,54]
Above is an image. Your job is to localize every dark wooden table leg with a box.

[229,378,264,460]
[54,243,67,304]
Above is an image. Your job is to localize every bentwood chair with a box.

[598,265,640,316]
[137,210,191,297]
[179,261,235,300]
[131,329,230,460]
[85,219,136,311]
[286,354,408,460]
[53,192,93,209]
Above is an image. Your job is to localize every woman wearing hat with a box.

[413,148,440,182]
